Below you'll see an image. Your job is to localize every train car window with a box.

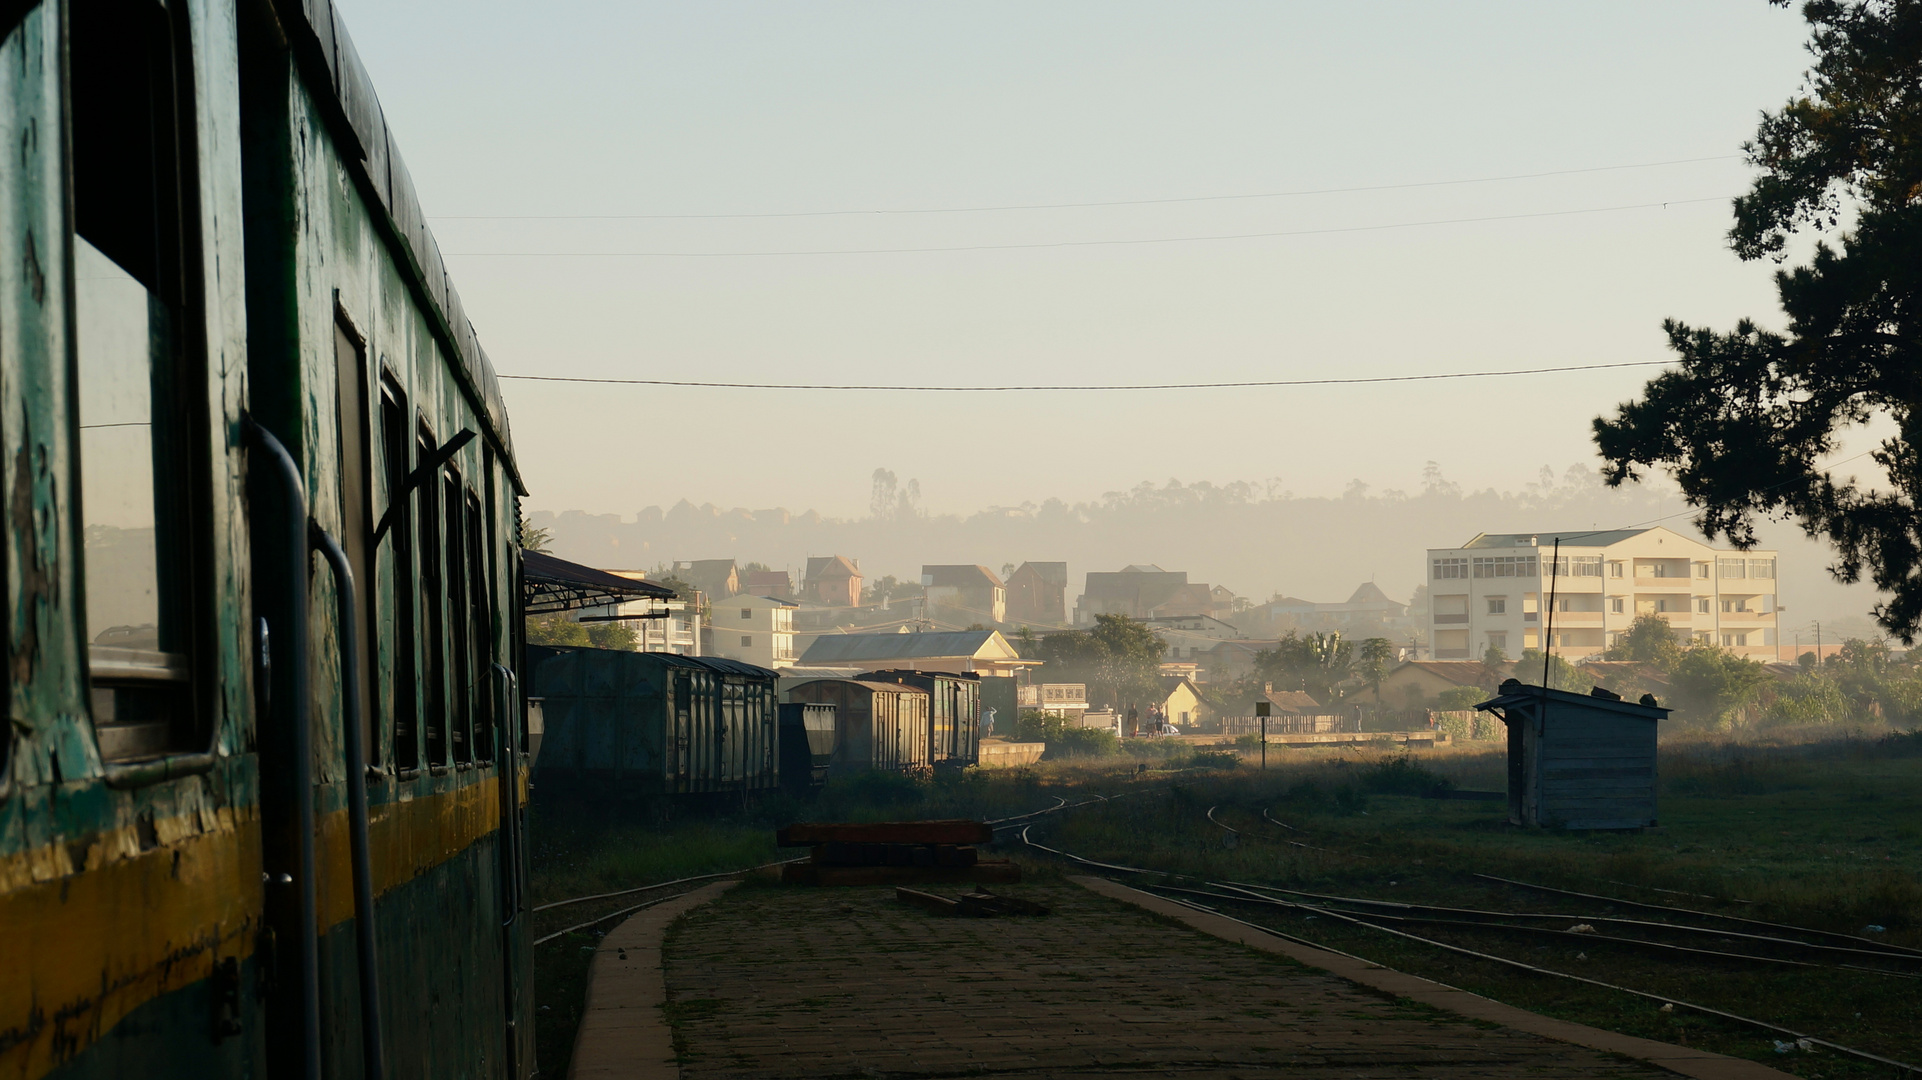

[419,426,447,767]
[379,381,418,771]
[334,318,378,766]
[444,467,472,764]
[465,490,492,763]
[70,0,206,761]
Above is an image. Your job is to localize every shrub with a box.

[1360,754,1455,797]
[1190,750,1240,769]
[1435,686,1485,711]
[1046,727,1120,759]
[830,769,926,807]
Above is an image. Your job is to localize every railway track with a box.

[529,789,1136,947]
[1018,796,1922,1076]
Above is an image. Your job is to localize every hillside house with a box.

[1005,561,1069,627]
[804,555,863,607]
[922,564,1007,626]
[742,569,793,599]
[675,559,740,600]
[1076,565,1219,624]
[797,629,1040,679]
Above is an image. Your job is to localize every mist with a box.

[533,460,1888,638]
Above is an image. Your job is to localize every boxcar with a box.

[860,669,982,768]
[529,648,781,797]
[0,1,535,1077]
[778,703,838,792]
[785,680,931,774]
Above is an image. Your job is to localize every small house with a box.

[1475,679,1667,830]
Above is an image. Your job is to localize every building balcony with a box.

[1631,578,1695,591]
[1547,611,1603,624]
[1434,614,1469,624]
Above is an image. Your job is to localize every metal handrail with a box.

[311,524,387,1080]
[244,417,321,1080]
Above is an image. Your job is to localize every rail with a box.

[311,523,387,1080]
[244,417,321,1080]
[1013,794,1922,1075]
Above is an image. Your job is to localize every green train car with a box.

[529,647,781,798]
[2,1,535,1077]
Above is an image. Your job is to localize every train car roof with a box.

[787,678,932,696]
[859,668,983,683]
[269,0,524,491]
[692,656,782,680]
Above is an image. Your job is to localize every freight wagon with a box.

[860,669,982,768]
[778,703,838,792]
[529,647,781,797]
[785,679,932,775]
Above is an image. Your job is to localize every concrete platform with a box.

[626,877,1794,1079]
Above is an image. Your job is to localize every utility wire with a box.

[496,359,1670,392]
[429,155,1737,221]
[444,196,1731,258]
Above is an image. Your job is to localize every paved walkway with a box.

[652,876,1795,1079]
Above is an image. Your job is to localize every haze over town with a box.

[341,1,1886,635]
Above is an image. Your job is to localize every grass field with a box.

[527,728,1922,1079]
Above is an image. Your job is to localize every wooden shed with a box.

[785,679,931,775]
[1475,679,1668,830]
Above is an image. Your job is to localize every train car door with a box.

[672,671,692,792]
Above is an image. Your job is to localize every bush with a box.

[1190,750,1240,769]
[1435,686,1485,711]
[1046,727,1120,759]
[828,769,926,808]
[1360,754,1454,797]
[1276,778,1368,816]
[1234,733,1265,750]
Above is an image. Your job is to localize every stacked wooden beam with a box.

[777,820,1020,885]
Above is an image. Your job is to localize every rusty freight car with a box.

[860,669,982,768]
[529,647,780,797]
[785,679,932,775]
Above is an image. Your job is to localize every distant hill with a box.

[532,462,1887,632]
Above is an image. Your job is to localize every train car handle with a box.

[312,523,388,1080]
[242,416,322,1080]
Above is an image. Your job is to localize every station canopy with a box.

[522,550,674,615]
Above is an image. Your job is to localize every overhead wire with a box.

[445,196,1730,258]
[428,154,1739,221]
[497,359,1672,392]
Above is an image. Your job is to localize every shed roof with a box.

[1475,680,1670,720]
[1011,561,1069,585]
[523,551,674,614]
[806,555,861,579]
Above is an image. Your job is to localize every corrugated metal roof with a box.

[1461,529,1654,549]
[798,630,1003,665]
[523,551,674,614]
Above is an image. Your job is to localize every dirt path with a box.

[661,879,1697,1079]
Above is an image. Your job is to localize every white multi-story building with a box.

[702,593,798,670]
[1425,528,1779,661]
[588,571,701,654]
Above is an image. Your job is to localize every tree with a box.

[1517,648,1594,693]
[1254,631,1352,704]
[1593,0,1922,640]
[1669,645,1770,723]
[1603,613,1684,666]
[519,522,552,552]
[1481,642,1509,667]
[1035,614,1164,709]
[1357,637,1396,701]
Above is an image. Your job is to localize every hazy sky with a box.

[337,1,1817,519]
